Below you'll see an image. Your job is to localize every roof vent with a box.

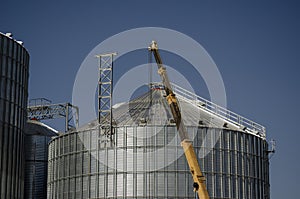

[139,118,147,125]
[168,118,176,125]
[5,33,13,37]
[17,40,24,45]
[223,123,228,128]
[198,120,205,126]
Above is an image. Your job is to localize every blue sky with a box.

[1,1,300,198]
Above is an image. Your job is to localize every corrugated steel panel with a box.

[48,127,270,199]
[24,121,57,199]
[0,33,29,199]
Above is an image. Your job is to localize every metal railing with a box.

[150,82,266,138]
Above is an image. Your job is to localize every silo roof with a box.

[112,89,217,126]
[77,84,266,139]
[25,120,58,136]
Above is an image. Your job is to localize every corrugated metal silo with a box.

[47,88,270,199]
[0,32,29,199]
[24,120,58,199]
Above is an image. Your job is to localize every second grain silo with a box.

[24,120,58,199]
[47,83,270,199]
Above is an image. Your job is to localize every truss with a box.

[96,53,116,141]
[27,98,79,132]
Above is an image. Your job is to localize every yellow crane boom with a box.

[148,41,210,199]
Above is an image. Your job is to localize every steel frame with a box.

[96,52,117,141]
[27,98,79,132]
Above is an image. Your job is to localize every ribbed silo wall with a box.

[47,126,270,199]
[0,33,29,198]
[24,121,57,199]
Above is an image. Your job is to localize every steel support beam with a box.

[27,98,79,132]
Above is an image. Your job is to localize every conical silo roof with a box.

[76,83,265,139]
[25,120,58,136]
[78,89,233,131]
[112,89,215,127]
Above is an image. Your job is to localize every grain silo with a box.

[24,120,58,199]
[0,32,29,199]
[47,83,270,199]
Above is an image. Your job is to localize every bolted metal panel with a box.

[47,126,270,199]
[0,32,29,199]
[24,120,58,199]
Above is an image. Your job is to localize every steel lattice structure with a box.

[27,98,79,132]
[96,52,117,141]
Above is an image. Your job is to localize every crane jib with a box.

[148,40,210,199]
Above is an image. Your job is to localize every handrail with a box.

[150,82,266,139]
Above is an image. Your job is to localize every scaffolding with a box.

[27,98,79,132]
